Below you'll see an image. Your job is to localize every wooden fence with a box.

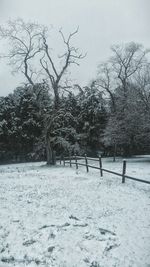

[58,154,150,185]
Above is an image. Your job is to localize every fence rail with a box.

[58,154,150,185]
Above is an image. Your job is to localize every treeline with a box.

[0,61,150,163]
[0,19,150,163]
[0,83,107,162]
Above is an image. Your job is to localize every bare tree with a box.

[111,42,149,95]
[39,27,85,164]
[0,19,85,165]
[96,43,149,108]
[97,43,149,158]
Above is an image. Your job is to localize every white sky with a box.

[0,0,149,96]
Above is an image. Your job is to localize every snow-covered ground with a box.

[0,158,150,267]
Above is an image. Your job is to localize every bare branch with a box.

[41,34,58,78]
[111,42,149,93]
[0,18,46,85]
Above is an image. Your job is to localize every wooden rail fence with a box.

[58,154,150,185]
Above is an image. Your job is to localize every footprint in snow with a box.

[69,215,80,221]
[23,239,36,246]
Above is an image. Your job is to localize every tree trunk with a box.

[129,135,135,156]
[113,143,117,162]
[123,145,130,157]
[54,85,60,109]
[45,86,59,165]
[46,136,56,165]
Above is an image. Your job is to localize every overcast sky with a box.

[0,0,149,96]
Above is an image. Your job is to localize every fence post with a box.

[75,154,78,169]
[122,159,126,183]
[69,153,72,167]
[99,155,103,177]
[85,154,89,172]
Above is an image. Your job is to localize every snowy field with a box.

[0,157,150,267]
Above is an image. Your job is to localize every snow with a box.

[0,158,150,267]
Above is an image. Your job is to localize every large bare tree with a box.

[39,27,85,164]
[0,18,85,164]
